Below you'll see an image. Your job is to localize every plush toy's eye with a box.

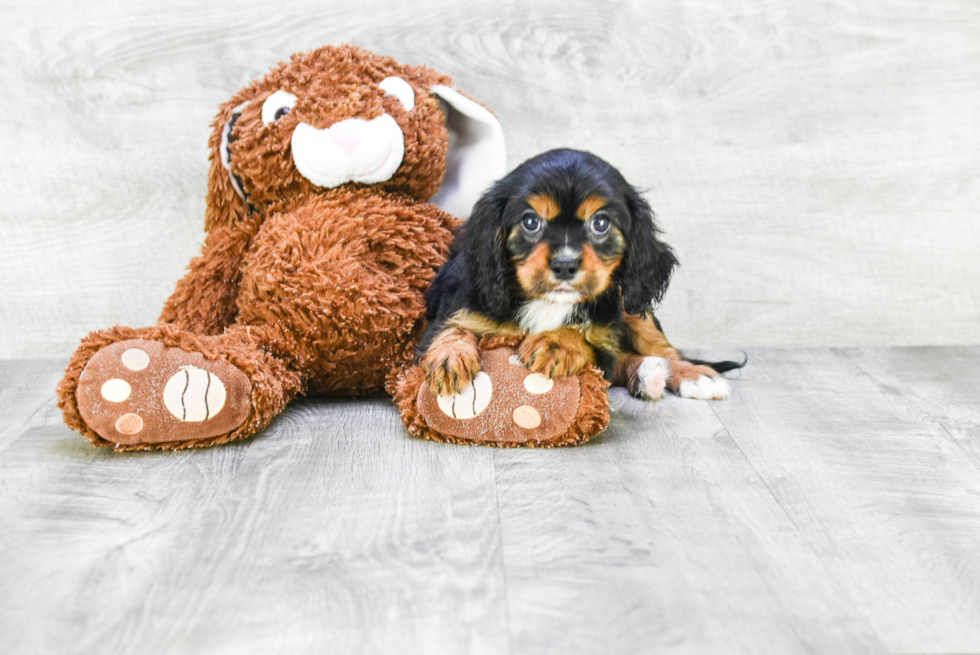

[379,76,415,111]
[262,90,298,125]
[521,212,542,235]
[590,212,611,235]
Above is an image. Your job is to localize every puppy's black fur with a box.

[425,150,673,324]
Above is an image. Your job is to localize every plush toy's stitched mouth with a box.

[290,114,405,188]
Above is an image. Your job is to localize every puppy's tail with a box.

[686,352,748,375]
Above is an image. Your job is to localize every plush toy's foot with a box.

[395,340,610,448]
[74,339,252,446]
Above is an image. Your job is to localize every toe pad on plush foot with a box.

[76,339,252,446]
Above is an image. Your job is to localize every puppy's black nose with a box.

[550,257,580,281]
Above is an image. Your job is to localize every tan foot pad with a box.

[76,339,252,445]
[417,348,581,446]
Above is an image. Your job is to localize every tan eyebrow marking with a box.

[576,195,607,221]
[527,193,560,220]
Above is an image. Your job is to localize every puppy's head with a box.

[462,149,677,316]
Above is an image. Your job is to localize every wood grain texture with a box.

[3,348,980,653]
[492,394,883,654]
[843,345,980,468]
[0,388,508,655]
[1,0,978,358]
[708,348,980,653]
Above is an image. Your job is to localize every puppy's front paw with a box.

[423,329,482,396]
[518,329,593,379]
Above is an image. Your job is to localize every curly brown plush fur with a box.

[57,45,487,450]
[393,335,610,448]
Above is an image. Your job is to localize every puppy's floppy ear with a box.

[460,183,514,316]
[618,187,678,316]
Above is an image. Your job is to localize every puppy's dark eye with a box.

[522,212,542,234]
[274,106,291,120]
[590,213,610,235]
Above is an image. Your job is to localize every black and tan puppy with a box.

[420,148,742,402]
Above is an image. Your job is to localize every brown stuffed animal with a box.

[57,45,510,450]
[393,335,610,448]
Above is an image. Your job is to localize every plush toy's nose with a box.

[328,119,370,153]
[291,114,405,189]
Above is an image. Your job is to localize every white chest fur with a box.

[517,297,579,334]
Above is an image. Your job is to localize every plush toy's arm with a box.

[158,215,261,335]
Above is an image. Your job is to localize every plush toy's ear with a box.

[205,101,251,232]
[618,187,679,316]
[428,85,506,220]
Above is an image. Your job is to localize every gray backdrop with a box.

[2,0,978,359]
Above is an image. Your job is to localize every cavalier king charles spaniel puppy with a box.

[420,148,743,402]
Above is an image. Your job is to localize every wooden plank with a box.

[2,0,980,357]
[709,348,980,653]
[844,346,980,467]
[0,368,508,655]
[493,388,882,655]
[0,359,66,454]
[6,352,980,652]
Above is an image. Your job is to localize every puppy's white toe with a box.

[678,375,731,400]
[636,356,669,400]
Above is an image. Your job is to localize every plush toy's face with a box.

[216,45,504,216]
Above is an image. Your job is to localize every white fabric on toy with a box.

[220,101,250,201]
[379,76,415,111]
[290,114,406,188]
[261,90,297,125]
[428,85,506,220]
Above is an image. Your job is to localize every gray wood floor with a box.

[2,348,979,654]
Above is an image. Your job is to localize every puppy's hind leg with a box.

[614,353,669,401]
[624,312,741,400]
[669,360,732,400]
